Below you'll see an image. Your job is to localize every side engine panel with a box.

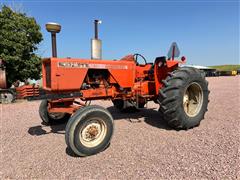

[42,58,136,91]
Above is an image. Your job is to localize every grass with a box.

[209,64,240,71]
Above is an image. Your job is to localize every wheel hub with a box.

[1,92,14,103]
[80,119,107,148]
[183,82,203,117]
[85,125,99,139]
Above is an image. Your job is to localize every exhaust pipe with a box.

[45,22,61,57]
[91,20,102,60]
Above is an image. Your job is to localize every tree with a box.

[0,5,43,86]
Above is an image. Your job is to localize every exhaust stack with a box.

[45,22,61,57]
[91,20,102,60]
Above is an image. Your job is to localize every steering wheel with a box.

[133,53,147,65]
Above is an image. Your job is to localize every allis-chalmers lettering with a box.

[58,62,128,70]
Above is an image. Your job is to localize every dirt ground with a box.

[1,76,239,179]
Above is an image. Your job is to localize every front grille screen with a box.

[45,62,51,88]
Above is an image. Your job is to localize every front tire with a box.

[65,105,114,157]
[39,100,70,125]
[158,67,209,130]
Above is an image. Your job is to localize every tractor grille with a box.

[45,61,51,88]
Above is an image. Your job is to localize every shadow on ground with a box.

[65,143,111,157]
[28,106,172,137]
[28,122,67,136]
[107,106,171,130]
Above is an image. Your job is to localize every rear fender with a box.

[154,57,179,93]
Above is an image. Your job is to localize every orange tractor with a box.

[35,21,209,156]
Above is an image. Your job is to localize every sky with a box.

[1,0,239,66]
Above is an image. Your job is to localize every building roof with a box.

[181,64,216,70]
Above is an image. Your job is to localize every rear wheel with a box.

[65,105,114,156]
[39,100,70,125]
[158,67,209,130]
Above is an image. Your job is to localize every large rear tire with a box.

[65,105,114,157]
[39,100,71,125]
[158,67,209,130]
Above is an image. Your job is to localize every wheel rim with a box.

[1,93,14,103]
[183,82,203,117]
[79,118,107,148]
[48,112,66,120]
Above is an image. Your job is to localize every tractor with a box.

[35,20,209,157]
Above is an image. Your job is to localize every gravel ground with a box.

[1,76,240,179]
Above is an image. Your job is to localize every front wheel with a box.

[65,105,114,157]
[39,100,71,125]
[158,67,209,130]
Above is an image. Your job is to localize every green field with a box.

[209,65,240,71]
